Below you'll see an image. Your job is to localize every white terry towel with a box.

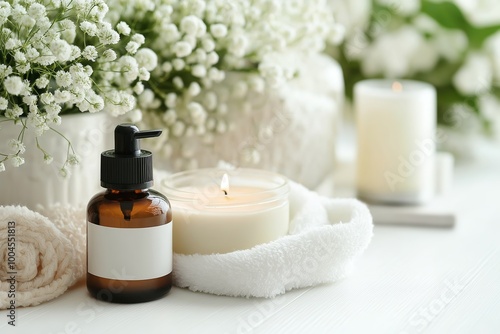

[0,205,85,309]
[173,181,373,298]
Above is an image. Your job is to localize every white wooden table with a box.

[2,150,500,334]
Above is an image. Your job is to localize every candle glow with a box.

[392,81,403,92]
[221,173,229,195]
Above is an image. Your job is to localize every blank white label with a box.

[87,222,172,280]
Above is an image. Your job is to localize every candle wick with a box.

[223,190,227,196]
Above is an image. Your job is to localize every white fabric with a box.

[0,205,83,309]
[173,181,373,298]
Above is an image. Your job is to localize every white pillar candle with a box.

[355,79,436,204]
[161,168,289,255]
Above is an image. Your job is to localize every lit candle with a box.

[355,79,436,204]
[161,168,289,255]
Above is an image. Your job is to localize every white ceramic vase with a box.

[0,112,114,210]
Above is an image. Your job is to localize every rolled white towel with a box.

[0,206,79,309]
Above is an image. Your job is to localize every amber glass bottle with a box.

[87,124,172,303]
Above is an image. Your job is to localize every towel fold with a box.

[0,206,80,309]
[173,181,373,298]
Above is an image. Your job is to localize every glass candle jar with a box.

[161,168,289,255]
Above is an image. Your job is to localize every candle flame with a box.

[221,173,229,195]
[392,81,403,92]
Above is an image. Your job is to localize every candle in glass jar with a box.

[355,79,436,204]
[161,168,289,255]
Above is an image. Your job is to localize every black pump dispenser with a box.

[101,124,162,190]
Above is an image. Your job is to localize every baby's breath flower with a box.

[135,48,158,71]
[172,58,185,71]
[8,139,26,154]
[131,33,145,45]
[0,162,5,172]
[102,49,117,62]
[82,46,98,61]
[80,21,97,36]
[44,154,53,165]
[0,97,8,110]
[210,24,228,38]
[67,154,80,166]
[116,21,131,36]
[59,166,70,178]
[173,41,193,58]
[4,76,24,95]
[192,64,207,78]
[10,155,25,167]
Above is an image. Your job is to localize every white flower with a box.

[248,76,265,93]
[172,58,185,71]
[135,48,157,71]
[432,29,468,62]
[8,139,26,154]
[127,108,142,123]
[163,23,180,42]
[59,167,70,178]
[0,64,13,79]
[203,92,217,110]
[4,76,24,95]
[330,23,346,45]
[173,41,193,58]
[35,75,49,89]
[187,102,207,125]
[138,67,150,81]
[453,53,493,95]
[22,95,37,106]
[50,39,72,62]
[162,109,177,125]
[0,162,5,172]
[5,38,21,50]
[172,121,185,137]
[80,21,98,36]
[188,82,201,96]
[96,23,120,45]
[11,155,25,167]
[27,3,45,19]
[206,51,219,66]
[82,46,98,61]
[41,92,54,105]
[131,33,145,45]
[55,71,73,88]
[180,15,201,36]
[0,97,8,110]
[44,154,53,164]
[173,76,184,89]
[102,49,117,62]
[67,154,80,166]
[202,38,215,52]
[228,35,249,57]
[165,93,177,108]
[192,64,207,78]
[210,24,228,38]
[119,56,139,82]
[126,41,140,54]
[117,21,131,35]
[133,82,144,95]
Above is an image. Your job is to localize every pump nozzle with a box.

[115,124,162,156]
[101,124,163,190]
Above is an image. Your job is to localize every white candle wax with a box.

[161,169,289,255]
[355,79,436,204]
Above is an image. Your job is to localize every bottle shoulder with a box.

[87,189,171,227]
